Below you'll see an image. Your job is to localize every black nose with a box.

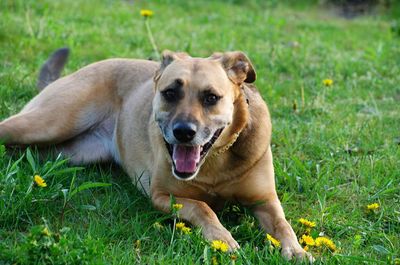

[173,122,197,142]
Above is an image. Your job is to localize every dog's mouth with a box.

[164,128,224,180]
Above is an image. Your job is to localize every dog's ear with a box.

[154,50,189,82]
[213,51,256,84]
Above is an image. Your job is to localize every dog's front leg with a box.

[253,199,313,261]
[239,147,313,261]
[151,191,239,250]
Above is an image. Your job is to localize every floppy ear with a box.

[154,50,190,82]
[214,51,256,85]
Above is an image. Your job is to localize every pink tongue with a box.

[172,145,201,173]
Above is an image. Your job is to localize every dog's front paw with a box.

[281,246,314,263]
[203,225,240,250]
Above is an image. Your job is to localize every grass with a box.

[1,0,399,264]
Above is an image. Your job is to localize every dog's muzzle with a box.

[164,127,224,180]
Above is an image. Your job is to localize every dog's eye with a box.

[162,89,178,102]
[203,93,221,106]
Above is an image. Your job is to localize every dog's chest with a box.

[130,169,152,197]
[189,177,234,200]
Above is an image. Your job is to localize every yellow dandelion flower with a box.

[34,175,47,188]
[140,9,154,17]
[134,239,141,249]
[300,234,315,246]
[211,240,229,252]
[323,79,333,86]
[266,234,281,248]
[303,245,309,252]
[42,227,51,237]
[181,226,192,234]
[172,203,183,211]
[175,222,186,230]
[367,203,379,211]
[298,218,316,228]
[153,222,163,229]
[315,237,336,252]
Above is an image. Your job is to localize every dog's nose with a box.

[173,122,197,142]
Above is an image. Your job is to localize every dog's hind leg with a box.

[0,46,119,147]
[56,115,118,165]
[0,87,118,166]
[0,62,119,149]
[0,92,115,147]
[0,109,75,145]
[0,101,117,166]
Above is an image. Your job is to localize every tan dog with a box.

[0,49,312,261]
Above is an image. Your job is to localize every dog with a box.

[0,48,312,261]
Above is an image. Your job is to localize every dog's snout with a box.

[173,122,197,142]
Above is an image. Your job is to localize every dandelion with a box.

[300,234,315,246]
[175,222,191,234]
[353,234,363,248]
[266,234,281,248]
[298,218,316,228]
[153,222,163,229]
[140,9,153,18]
[211,240,229,252]
[181,226,191,234]
[172,203,183,211]
[34,175,47,188]
[315,237,336,252]
[323,79,333,86]
[175,222,186,230]
[42,227,51,237]
[303,245,309,252]
[134,239,141,251]
[367,203,379,211]
[139,8,159,60]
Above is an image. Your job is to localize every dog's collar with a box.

[211,131,241,157]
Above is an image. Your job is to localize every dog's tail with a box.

[37,47,70,91]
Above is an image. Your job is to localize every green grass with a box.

[1,0,399,264]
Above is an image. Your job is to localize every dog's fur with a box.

[0,49,312,261]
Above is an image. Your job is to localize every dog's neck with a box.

[212,87,249,156]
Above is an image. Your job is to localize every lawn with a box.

[0,0,399,264]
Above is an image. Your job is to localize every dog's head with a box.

[153,50,256,181]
